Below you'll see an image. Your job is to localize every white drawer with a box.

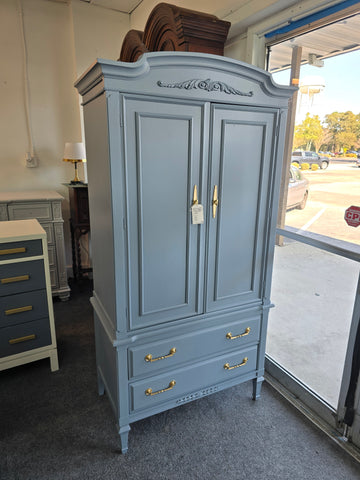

[8,203,53,222]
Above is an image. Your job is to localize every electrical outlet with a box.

[25,154,37,168]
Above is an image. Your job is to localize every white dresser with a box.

[0,191,70,301]
[0,219,59,372]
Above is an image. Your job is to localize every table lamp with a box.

[63,142,86,184]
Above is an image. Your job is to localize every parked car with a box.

[287,165,309,210]
[291,150,329,169]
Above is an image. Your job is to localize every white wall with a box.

[0,0,129,270]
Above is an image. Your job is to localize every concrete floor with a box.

[266,238,359,407]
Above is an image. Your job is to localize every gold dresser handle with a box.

[9,334,36,345]
[145,347,176,363]
[224,357,248,371]
[226,327,251,340]
[0,247,26,256]
[192,185,199,206]
[212,185,219,218]
[1,275,30,285]
[145,380,176,396]
[5,305,33,316]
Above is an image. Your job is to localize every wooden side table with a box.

[66,184,91,280]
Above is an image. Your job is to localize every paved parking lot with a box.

[286,160,360,245]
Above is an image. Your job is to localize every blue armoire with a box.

[75,52,295,453]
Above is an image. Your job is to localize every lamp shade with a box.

[63,142,86,161]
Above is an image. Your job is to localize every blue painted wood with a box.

[0,289,48,327]
[0,317,51,357]
[0,239,42,261]
[0,260,46,297]
[206,105,276,312]
[128,314,260,378]
[76,52,295,453]
[124,97,206,329]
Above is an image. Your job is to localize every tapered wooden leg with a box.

[119,425,131,454]
[252,376,264,400]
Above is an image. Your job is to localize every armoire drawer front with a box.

[0,260,46,296]
[8,203,53,222]
[0,289,48,327]
[0,239,42,261]
[128,315,260,379]
[129,345,258,412]
[0,317,52,358]
[41,223,54,245]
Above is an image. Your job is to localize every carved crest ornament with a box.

[157,78,254,97]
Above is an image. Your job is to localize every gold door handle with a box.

[1,274,30,285]
[192,185,199,205]
[9,334,36,345]
[0,247,26,256]
[224,357,248,370]
[212,185,219,218]
[145,380,176,396]
[5,305,33,316]
[226,327,251,340]
[145,347,176,363]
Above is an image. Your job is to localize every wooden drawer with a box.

[8,203,53,222]
[0,289,48,327]
[128,314,260,379]
[129,345,258,412]
[0,317,52,358]
[0,239,42,261]
[0,260,46,296]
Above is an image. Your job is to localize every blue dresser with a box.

[0,219,59,372]
[75,52,295,453]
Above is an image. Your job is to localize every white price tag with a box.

[191,204,204,224]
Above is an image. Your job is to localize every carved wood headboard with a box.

[119,3,231,62]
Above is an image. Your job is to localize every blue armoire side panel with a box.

[123,97,206,329]
[82,94,116,326]
[206,105,276,312]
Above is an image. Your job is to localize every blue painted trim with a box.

[265,0,360,38]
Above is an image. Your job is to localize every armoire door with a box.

[206,104,278,312]
[124,97,206,329]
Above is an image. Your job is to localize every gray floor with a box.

[1,280,360,479]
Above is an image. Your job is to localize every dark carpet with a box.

[1,280,359,480]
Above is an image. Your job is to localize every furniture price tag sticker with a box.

[191,204,204,224]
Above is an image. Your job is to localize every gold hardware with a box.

[145,380,176,396]
[0,247,26,256]
[1,275,30,285]
[145,347,176,363]
[212,185,218,218]
[226,327,251,340]
[192,185,199,205]
[224,357,248,370]
[5,305,33,316]
[9,334,36,345]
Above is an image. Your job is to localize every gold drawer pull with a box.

[9,334,36,345]
[5,305,33,316]
[145,380,176,396]
[224,357,248,371]
[145,347,176,363]
[226,327,251,340]
[1,275,30,285]
[0,247,26,256]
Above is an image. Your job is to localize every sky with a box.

[272,49,360,123]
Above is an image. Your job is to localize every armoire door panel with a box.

[124,98,205,329]
[207,106,276,312]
